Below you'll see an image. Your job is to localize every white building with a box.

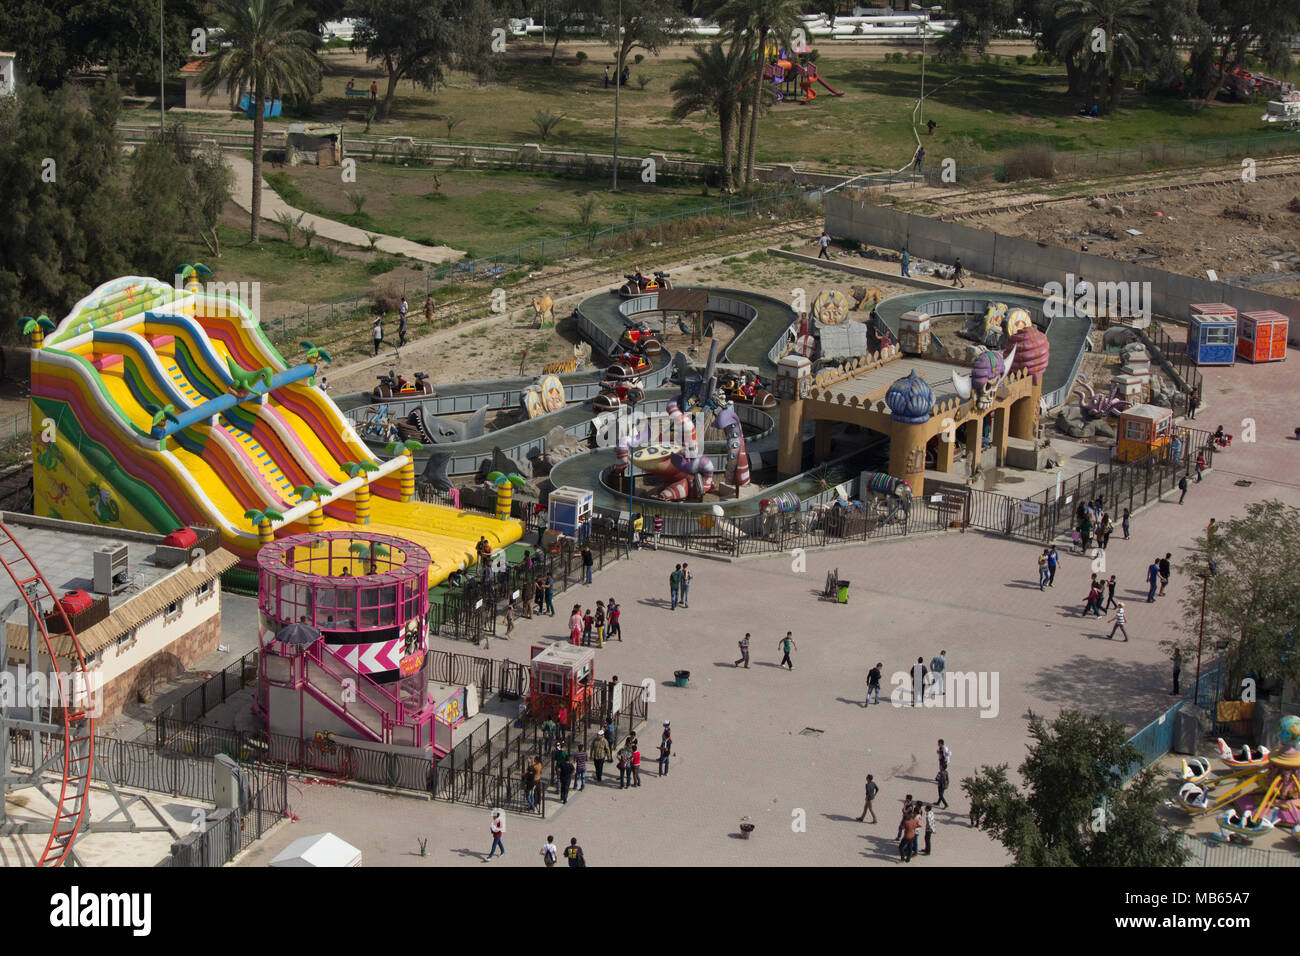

[0,52,24,97]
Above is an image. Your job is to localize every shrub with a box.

[370,281,402,315]
[637,73,651,91]
[575,51,587,62]
[633,53,644,64]
[1016,54,1028,65]
[1002,144,1056,181]
[345,189,367,214]
[576,194,598,227]
[365,256,401,276]
[531,108,566,142]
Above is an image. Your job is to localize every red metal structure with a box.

[0,522,94,866]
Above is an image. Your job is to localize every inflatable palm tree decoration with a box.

[244,507,284,546]
[175,263,212,295]
[300,341,332,386]
[348,540,390,574]
[486,471,525,520]
[148,404,180,429]
[342,461,379,523]
[294,482,332,531]
[20,315,56,350]
[385,439,424,502]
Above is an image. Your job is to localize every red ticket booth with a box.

[528,642,595,723]
[1237,311,1289,363]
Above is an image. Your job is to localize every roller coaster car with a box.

[373,371,434,400]
[619,323,663,356]
[592,377,645,412]
[719,372,777,410]
[617,270,672,298]
[607,351,653,379]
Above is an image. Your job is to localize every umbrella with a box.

[276,621,322,646]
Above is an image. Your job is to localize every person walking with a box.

[817,230,832,260]
[563,837,586,867]
[593,601,606,646]
[1107,602,1129,641]
[574,744,588,791]
[1178,474,1189,504]
[669,564,682,610]
[558,752,575,804]
[423,295,435,325]
[629,740,642,787]
[912,145,925,171]
[927,118,937,135]
[621,64,630,86]
[582,607,594,646]
[930,650,947,696]
[680,563,692,607]
[1188,386,1199,421]
[1122,507,1131,540]
[486,813,506,860]
[951,257,965,288]
[398,295,409,341]
[604,65,610,88]
[777,631,797,670]
[591,729,611,783]
[1081,579,1102,617]
[371,314,384,356]
[1104,574,1118,611]
[552,737,568,786]
[1146,559,1160,603]
[609,597,623,640]
[1206,517,1218,546]
[544,575,555,616]
[1195,450,1206,482]
[937,740,951,771]
[911,656,928,706]
[1037,548,1049,590]
[899,808,918,863]
[540,836,559,867]
[1171,647,1183,695]
[569,605,583,646]
[657,721,672,776]
[1158,553,1172,597]
[865,662,882,706]
[896,795,914,840]
[935,767,950,809]
[1047,545,1059,587]
[856,774,879,823]
[541,717,557,757]
[523,760,537,811]
[923,805,937,855]
[581,544,594,584]
[532,755,544,807]
[900,248,911,276]
[504,599,515,637]
[735,632,751,668]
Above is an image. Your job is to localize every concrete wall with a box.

[826,194,1300,346]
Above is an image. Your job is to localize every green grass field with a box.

[138,42,1292,176]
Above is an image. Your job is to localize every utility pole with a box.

[160,0,166,135]
[612,0,621,191]
[918,20,926,126]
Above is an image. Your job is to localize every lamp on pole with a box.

[159,0,166,135]
[627,399,637,552]
[918,20,927,126]
[1193,558,1218,702]
[612,0,621,191]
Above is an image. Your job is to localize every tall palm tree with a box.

[200,0,322,243]
[1052,0,1155,112]
[709,0,804,185]
[671,42,752,193]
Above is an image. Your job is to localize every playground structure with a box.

[1176,718,1300,845]
[255,530,471,756]
[763,48,845,103]
[29,274,521,585]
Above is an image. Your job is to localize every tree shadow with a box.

[1023,654,1171,730]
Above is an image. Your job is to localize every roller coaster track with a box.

[0,522,94,866]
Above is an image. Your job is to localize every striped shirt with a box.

[1114,607,1126,625]
[575,751,587,772]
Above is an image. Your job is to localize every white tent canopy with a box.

[269,832,362,868]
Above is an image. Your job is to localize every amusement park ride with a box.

[0,522,170,865]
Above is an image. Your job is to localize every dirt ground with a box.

[977,173,1300,298]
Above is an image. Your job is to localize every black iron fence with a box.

[159,771,289,868]
[153,650,260,730]
[1143,324,1203,397]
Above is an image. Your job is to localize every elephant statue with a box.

[860,471,912,524]
[1102,326,1138,351]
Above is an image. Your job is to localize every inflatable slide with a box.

[30,275,521,583]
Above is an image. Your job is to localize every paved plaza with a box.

[234,353,1300,867]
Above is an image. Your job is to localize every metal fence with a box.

[153,650,260,730]
[1140,323,1203,397]
[159,771,289,867]
[1181,834,1300,868]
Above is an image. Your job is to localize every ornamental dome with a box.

[1007,325,1050,384]
[885,369,934,424]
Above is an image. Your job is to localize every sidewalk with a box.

[225,153,465,264]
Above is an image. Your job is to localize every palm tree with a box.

[708,0,803,185]
[486,471,526,521]
[671,42,752,193]
[175,263,212,294]
[147,404,180,429]
[349,540,391,574]
[20,315,56,350]
[342,461,380,524]
[200,0,322,243]
[294,482,332,530]
[300,340,332,385]
[244,506,285,545]
[1052,0,1155,112]
[386,440,424,503]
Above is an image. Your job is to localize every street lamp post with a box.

[918,21,926,126]
[160,0,166,135]
[1193,559,1218,702]
[612,0,621,192]
[627,399,636,553]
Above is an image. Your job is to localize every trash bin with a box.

[674,670,690,688]
[836,580,849,604]
[739,819,755,839]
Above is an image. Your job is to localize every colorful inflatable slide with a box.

[30,274,521,582]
